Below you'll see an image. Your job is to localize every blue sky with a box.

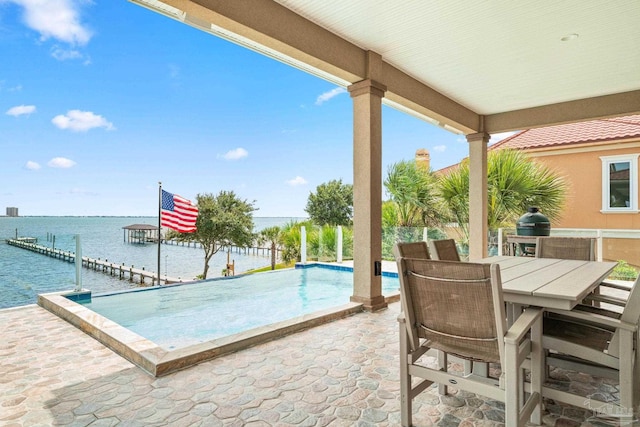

[1,1,506,217]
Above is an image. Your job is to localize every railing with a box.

[497,228,640,264]
[298,225,640,270]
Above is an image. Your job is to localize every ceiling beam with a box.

[485,90,640,133]
[131,0,481,133]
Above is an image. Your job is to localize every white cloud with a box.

[287,176,308,186]
[6,105,36,117]
[47,157,76,168]
[51,110,115,132]
[50,46,83,61]
[315,87,347,105]
[10,0,92,46]
[222,148,248,160]
[25,160,41,170]
[433,145,446,152]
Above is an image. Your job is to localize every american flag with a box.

[161,190,198,233]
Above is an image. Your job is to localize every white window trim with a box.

[600,153,639,213]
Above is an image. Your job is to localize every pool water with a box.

[79,265,399,350]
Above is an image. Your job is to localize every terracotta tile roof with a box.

[435,115,640,174]
[490,115,640,151]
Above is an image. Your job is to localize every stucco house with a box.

[489,115,640,265]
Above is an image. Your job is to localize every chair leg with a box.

[635,331,640,411]
[399,322,412,427]
[438,350,448,395]
[618,330,635,419]
[530,313,543,425]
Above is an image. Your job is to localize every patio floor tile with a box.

[0,302,631,426]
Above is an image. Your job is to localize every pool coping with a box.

[38,288,400,377]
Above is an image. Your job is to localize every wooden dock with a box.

[6,239,185,285]
[162,239,279,258]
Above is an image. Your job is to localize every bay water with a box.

[0,216,303,309]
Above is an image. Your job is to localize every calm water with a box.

[0,216,303,309]
[81,265,400,349]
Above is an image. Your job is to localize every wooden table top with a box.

[478,256,617,310]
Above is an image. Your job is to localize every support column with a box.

[348,78,387,312]
[467,132,490,260]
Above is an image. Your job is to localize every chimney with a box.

[415,149,430,171]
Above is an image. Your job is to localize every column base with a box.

[350,295,388,312]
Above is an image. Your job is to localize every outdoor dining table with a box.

[478,256,617,326]
[471,255,617,378]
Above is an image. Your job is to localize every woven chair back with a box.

[399,258,503,363]
[393,241,430,260]
[535,237,596,261]
[429,239,461,261]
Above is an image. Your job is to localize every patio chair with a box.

[393,241,475,383]
[392,241,461,390]
[543,273,640,418]
[428,238,461,261]
[397,257,543,427]
[534,236,596,260]
[392,241,430,260]
[535,236,625,307]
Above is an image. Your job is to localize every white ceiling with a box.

[131,0,640,132]
[274,0,640,116]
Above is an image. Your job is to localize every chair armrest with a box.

[572,304,621,319]
[599,281,633,292]
[583,294,627,307]
[546,307,637,332]
[505,307,543,345]
[397,312,406,323]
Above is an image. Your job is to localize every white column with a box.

[300,226,307,264]
[337,225,343,263]
[74,234,82,291]
[348,78,387,311]
[467,132,490,260]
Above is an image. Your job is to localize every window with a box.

[600,154,639,212]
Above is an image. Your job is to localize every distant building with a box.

[6,207,18,217]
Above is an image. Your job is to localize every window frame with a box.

[600,153,639,213]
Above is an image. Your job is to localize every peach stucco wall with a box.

[527,142,640,266]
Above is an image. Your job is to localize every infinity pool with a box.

[78,265,399,349]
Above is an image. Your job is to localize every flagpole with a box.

[157,181,162,286]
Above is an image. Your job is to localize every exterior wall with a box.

[526,140,640,266]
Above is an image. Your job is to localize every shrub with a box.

[610,260,638,281]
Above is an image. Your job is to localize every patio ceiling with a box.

[131,0,640,134]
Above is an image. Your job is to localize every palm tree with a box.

[438,148,567,242]
[384,160,444,227]
[257,226,283,270]
[279,220,313,264]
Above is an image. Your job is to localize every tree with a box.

[305,179,353,226]
[257,226,283,270]
[384,160,445,227]
[172,191,256,279]
[437,148,567,241]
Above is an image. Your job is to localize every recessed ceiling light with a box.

[561,33,579,42]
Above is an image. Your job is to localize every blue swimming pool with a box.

[78,265,399,350]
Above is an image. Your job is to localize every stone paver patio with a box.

[0,300,631,426]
